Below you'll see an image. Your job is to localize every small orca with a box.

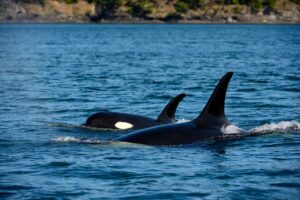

[85,93,186,130]
[115,72,247,145]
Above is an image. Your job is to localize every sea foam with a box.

[51,136,104,144]
[250,120,300,134]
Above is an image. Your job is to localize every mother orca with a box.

[115,72,247,145]
[85,93,186,130]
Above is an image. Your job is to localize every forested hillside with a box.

[1,0,299,23]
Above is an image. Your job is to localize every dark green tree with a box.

[95,0,122,18]
[175,1,189,13]
[128,0,154,18]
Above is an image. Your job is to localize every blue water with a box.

[0,24,299,199]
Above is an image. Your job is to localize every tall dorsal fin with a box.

[195,72,233,126]
[157,93,186,122]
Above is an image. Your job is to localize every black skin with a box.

[115,72,245,146]
[85,112,168,129]
[85,93,186,130]
[114,120,227,145]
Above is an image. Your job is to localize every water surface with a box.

[0,24,299,199]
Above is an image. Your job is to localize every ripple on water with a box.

[47,161,73,167]
[119,192,211,199]
[270,182,300,188]
[0,185,35,190]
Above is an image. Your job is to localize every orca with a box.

[84,93,186,130]
[115,72,247,145]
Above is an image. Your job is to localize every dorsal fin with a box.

[195,72,233,127]
[157,93,186,123]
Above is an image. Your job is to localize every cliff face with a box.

[0,0,299,23]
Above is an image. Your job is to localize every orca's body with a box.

[85,93,186,130]
[115,72,247,145]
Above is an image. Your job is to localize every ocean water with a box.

[0,24,299,199]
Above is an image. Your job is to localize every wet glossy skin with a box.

[85,93,186,130]
[85,111,169,129]
[115,72,247,145]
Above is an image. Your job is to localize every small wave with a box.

[51,136,150,147]
[249,120,300,134]
[48,161,73,167]
[52,136,81,142]
[0,185,35,190]
[48,122,121,131]
[51,136,106,144]
[270,182,300,188]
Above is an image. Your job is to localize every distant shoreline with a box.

[1,21,299,25]
[1,0,299,24]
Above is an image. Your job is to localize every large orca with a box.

[85,93,186,130]
[115,72,247,145]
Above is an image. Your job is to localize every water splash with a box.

[51,120,300,145]
[249,120,300,134]
[48,122,121,131]
[51,136,147,147]
[51,136,106,144]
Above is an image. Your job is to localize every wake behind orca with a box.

[115,72,247,145]
[84,93,186,130]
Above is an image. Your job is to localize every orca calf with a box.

[115,72,247,145]
[85,93,186,130]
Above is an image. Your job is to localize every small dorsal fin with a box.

[157,93,186,123]
[195,72,233,127]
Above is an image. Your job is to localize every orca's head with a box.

[85,112,135,130]
[85,112,115,128]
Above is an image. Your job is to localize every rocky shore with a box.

[0,0,299,23]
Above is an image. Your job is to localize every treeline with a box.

[12,0,45,5]
[174,0,279,13]
[87,0,299,17]
[11,0,300,19]
[64,0,299,13]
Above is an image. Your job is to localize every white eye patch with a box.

[115,122,133,130]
